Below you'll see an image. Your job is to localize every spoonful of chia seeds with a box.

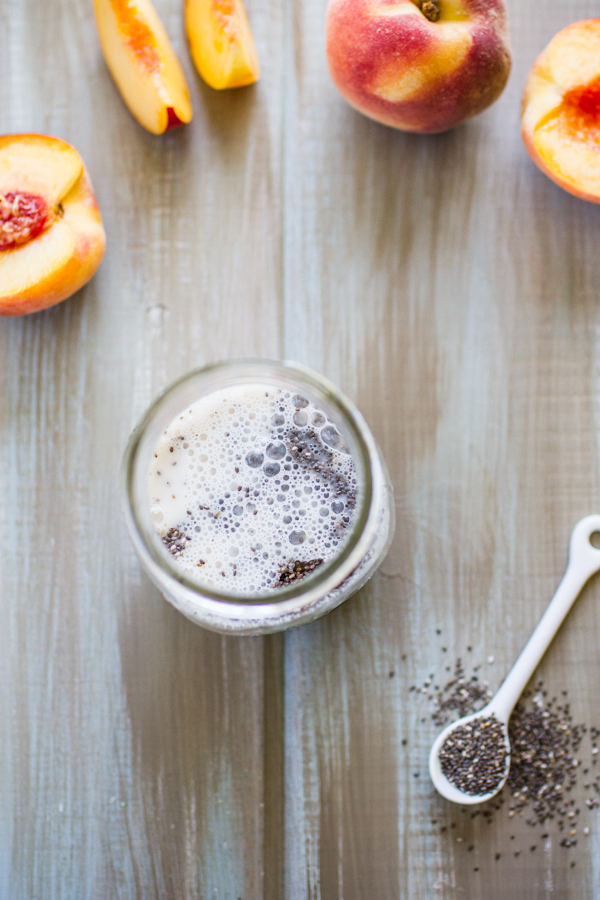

[429,515,600,805]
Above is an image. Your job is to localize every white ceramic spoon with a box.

[429,514,600,805]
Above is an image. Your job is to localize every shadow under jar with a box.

[122,359,394,635]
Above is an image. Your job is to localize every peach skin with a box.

[94,0,193,134]
[185,0,260,90]
[0,135,106,317]
[326,0,511,133]
[522,19,600,204]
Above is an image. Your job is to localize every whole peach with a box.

[325,0,511,134]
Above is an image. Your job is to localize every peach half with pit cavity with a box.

[522,19,600,203]
[0,134,106,317]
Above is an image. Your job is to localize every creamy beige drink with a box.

[148,384,357,594]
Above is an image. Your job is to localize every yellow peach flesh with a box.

[1,219,75,303]
[94,0,192,134]
[522,20,600,202]
[0,136,105,316]
[0,136,82,202]
[185,0,260,90]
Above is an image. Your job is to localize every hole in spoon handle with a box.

[568,515,600,580]
[492,515,600,721]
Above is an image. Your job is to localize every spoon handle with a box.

[491,515,600,722]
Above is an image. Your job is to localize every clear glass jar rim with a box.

[122,359,381,606]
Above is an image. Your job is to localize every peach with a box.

[522,19,600,204]
[325,0,511,134]
[0,135,106,317]
[185,0,260,90]
[94,0,193,134]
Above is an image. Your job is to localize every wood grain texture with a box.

[2,0,600,897]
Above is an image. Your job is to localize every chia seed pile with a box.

[439,716,508,796]
[409,643,600,860]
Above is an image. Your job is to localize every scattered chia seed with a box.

[285,428,357,513]
[162,526,191,557]
[411,653,600,859]
[439,716,508,795]
[277,558,324,586]
[430,658,492,726]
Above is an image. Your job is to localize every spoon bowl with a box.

[429,515,600,805]
[429,706,510,805]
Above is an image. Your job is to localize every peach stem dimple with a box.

[419,0,440,22]
[0,192,49,251]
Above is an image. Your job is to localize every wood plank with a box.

[0,0,283,896]
[282,0,600,896]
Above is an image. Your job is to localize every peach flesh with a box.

[0,134,106,317]
[0,192,49,250]
[185,0,260,90]
[113,0,161,75]
[560,79,600,145]
[521,20,600,202]
[94,0,192,134]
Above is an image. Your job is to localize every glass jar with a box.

[121,359,394,634]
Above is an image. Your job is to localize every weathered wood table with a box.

[2,0,600,896]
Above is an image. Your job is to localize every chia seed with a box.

[162,526,191,556]
[439,716,508,795]
[284,428,357,512]
[430,658,492,726]
[277,558,324,586]
[414,654,600,854]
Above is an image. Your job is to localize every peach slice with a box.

[94,0,193,134]
[0,135,106,317]
[185,0,260,90]
[522,19,600,203]
[325,0,511,134]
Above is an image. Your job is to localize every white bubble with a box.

[266,442,286,460]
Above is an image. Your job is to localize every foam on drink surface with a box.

[148,384,358,594]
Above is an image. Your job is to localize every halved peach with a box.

[185,0,260,90]
[94,0,193,134]
[0,135,106,317]
[522,19,600,203]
